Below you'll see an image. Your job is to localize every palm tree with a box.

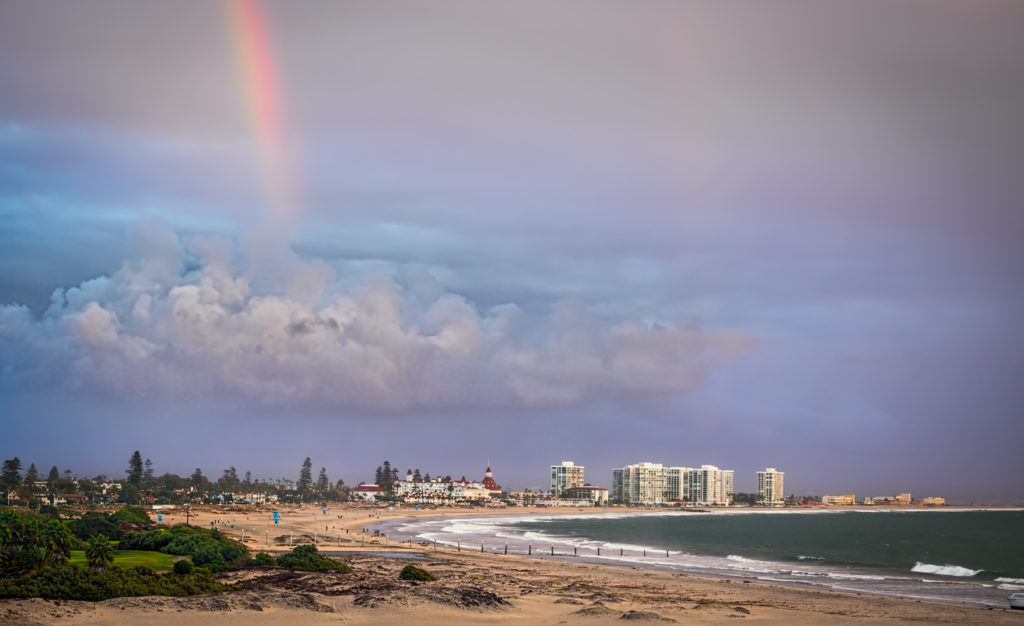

[41,520,74,566]
[85,534,115,571]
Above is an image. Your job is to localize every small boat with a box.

[1010,593,1024,610]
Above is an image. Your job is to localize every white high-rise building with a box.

[616,462,734,506]
[683,465,734,505]
[757,467,785,506]
[610,462,667,505]
[550,461,585,495]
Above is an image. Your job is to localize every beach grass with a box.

[69,550,178,571]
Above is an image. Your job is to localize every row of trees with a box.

[2,453,356,507]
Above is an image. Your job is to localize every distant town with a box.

[1,454,945,510]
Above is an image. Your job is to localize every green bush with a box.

[276,545,352,573]
[398,564,437,581]
[0,564,231,601]
[118,525,246,571]
[173,559,194,575]
[67,513,122,541]
[253,552,276,566]
[109,506,151,525]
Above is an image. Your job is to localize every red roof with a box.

[354,485,382,492]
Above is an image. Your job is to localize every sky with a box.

[1,0,1022,503]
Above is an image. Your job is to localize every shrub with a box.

[173,559,195,575]
[109,506,151,525]
[119,525,246,571]
[0,564,230,600]
[253,552,276,566]
[67,513,122,541]
[399,564,437,581]
[276,545,352,573]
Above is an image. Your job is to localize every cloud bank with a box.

[0,221,752,410]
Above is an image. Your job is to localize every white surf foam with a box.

[827,572,889,581]
[995,577,1024,584]
[910,562,982,577]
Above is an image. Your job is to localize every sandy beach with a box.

[2,504,1021,625]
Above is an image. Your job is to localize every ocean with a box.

[381,509,1024,607]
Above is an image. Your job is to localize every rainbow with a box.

[224,0,296,222]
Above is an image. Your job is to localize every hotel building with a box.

[550,461,585,496]
[757,467,785,506]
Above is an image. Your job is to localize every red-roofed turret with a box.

[482,466,500,491]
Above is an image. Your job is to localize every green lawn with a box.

[69,550,179,571]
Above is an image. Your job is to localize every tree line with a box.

[1,452,353,507]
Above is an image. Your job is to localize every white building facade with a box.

[757,467,785,505]
[611,462,667,505]
[550,461,585,496]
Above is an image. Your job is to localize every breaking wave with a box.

[910,562,982,577]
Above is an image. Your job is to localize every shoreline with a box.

[200,503,1020,609]
[5,503,1019,624]
[368,507,1021,609]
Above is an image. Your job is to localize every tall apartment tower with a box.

[683,465,734,505]
[550,461,585,495]
[611,462,667,505]
[757,467,785,505]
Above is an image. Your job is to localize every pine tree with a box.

[316,467,329,493]
[374,466,383,487]
[297,457,313,495]
[25,463,39,486]
[126,451,144,485]
[2,457,22,492]
[47,466,60,487]
[143,459,154,485]
[190,467,206,490]
[244,471,252,487]
[381,461,392,496]
[413,468,422,481]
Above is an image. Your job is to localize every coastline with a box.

[372,506,1024,608]
[3,503,1021,625]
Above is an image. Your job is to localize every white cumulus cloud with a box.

[0,221,754,410]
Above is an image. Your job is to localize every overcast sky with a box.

[1,0,1022,503]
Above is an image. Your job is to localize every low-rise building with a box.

[563,485,609,506]
[864,493,911,505]
[919,496,946,506]
[352,484,383,502]
[821,494,856,505]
